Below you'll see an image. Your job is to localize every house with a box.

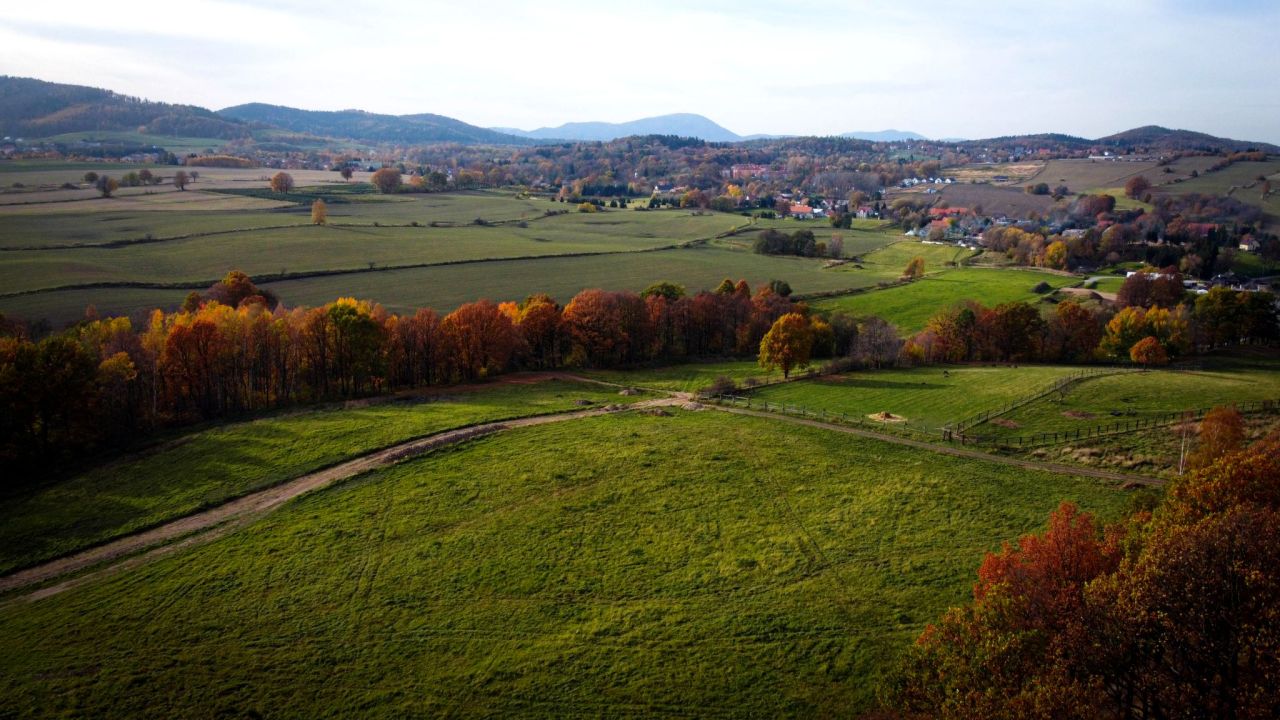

[790,204,815,219]
[1240,236,1259,253]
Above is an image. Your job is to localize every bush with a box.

[702,376,739,397]
[1032,281,1053,293]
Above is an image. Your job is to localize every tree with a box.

[1124,175,1151,199]
[172,170,189,191]
[82,171,98,184]
[311,199,327,225]
[641,282,685,301]
[1129,335,1168,366]
[137,169,153,185]
[827,234,844,258]
[269,172,295,194]
[902,255,926,280]
[370,168,402,194]
[1188,405,1245,470]
[852,316,902,368]
[95,175,119,198]
[1044,240,1068,269]
[758,312,813,378]
[339,166,354,182]
[440,300,520,380]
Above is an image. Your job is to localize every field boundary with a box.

[945,366,1140,435]
[965,397,1280,449]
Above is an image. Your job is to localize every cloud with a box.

[1,1,1276,143]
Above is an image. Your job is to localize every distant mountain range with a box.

[840,130,927,142]
[492,113,744,143]
[219,103,536,146]
[2,76,1275,153]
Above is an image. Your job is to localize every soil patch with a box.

[867,411,906,423]
[1063,410,1096,420]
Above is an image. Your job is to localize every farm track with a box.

[706,405,1166,487]
[1,370,1161,605]
[0,397,682,603]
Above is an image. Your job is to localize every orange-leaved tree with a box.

[269,171,294,194]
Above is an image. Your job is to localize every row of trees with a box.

[905,286,1276,368]
[885,415,1280,718]
[1,273,805,480]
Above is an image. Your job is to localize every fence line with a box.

[944,366,1140,437]
[958,398,1280,449]
[709,393,1280,452]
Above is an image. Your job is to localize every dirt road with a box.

[0,398,680,602]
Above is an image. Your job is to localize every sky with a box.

[3,0,1278,143]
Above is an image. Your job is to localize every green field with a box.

[33,131,230,154]
[0,379,647,575]
[583,360,779,392]
[743,365,1088,434]
[0,409,1126,716]
[812,268,1077,332]
[974,352,1280,439]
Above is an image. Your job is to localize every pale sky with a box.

[3,0,1278,143]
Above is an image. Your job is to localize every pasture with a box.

[742,365,1087,434]
[582,360,778,392]
[0,409,1127,716]
[812,267,1076,332]
[0,378,648,575]
[974,352,1280,439]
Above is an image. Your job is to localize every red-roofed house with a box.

[790,204,814,219]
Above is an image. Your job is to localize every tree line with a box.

[1,273,803,482]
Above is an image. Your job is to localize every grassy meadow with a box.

[0,378,648,575]
[812,267,1076,332]
[974,352,1280,439]
[742,365,1087,434]
[0,409,1127,716]
[582,360,780,393]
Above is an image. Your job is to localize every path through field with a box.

[0,382,1163,604]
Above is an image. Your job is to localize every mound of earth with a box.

[867,411,906,423]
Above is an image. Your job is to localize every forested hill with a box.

[1096,126,1279,153]
[0,76,250,140]
[219,104,536,146]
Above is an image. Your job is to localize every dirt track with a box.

[0,398,680,602]
[706,405,1165,487]
[1,386,1163,604]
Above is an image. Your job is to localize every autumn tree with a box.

[758,312,813,378]
[311,199,327,225]
[902,255,925,280]
[1124,175,1151,198]
[370,167,402,194]
[339,166,354,182]
[440,300,521,380]
[173,170,189,191]
[1188,404,1245,469]
[269,171,295,194]
[1044,239,1068,269]
[1129,335,1168,366]
[82,171,98,184]
[95,175,119,198]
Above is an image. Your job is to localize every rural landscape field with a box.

[2,2,1279,718]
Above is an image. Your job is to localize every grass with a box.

[744,364,1088,434]
[812,267,1076,332]
[975,352,1280,439]
[0,409,1127,716]
[0,378,650,575]
[582,360,779,392]
[33,131,229,154]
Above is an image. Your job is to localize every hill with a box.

[841,129,928,142]
[1097,125,1279,153]
[494,113,743,142]
[218,103,534,146]
[0,76,250,140]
